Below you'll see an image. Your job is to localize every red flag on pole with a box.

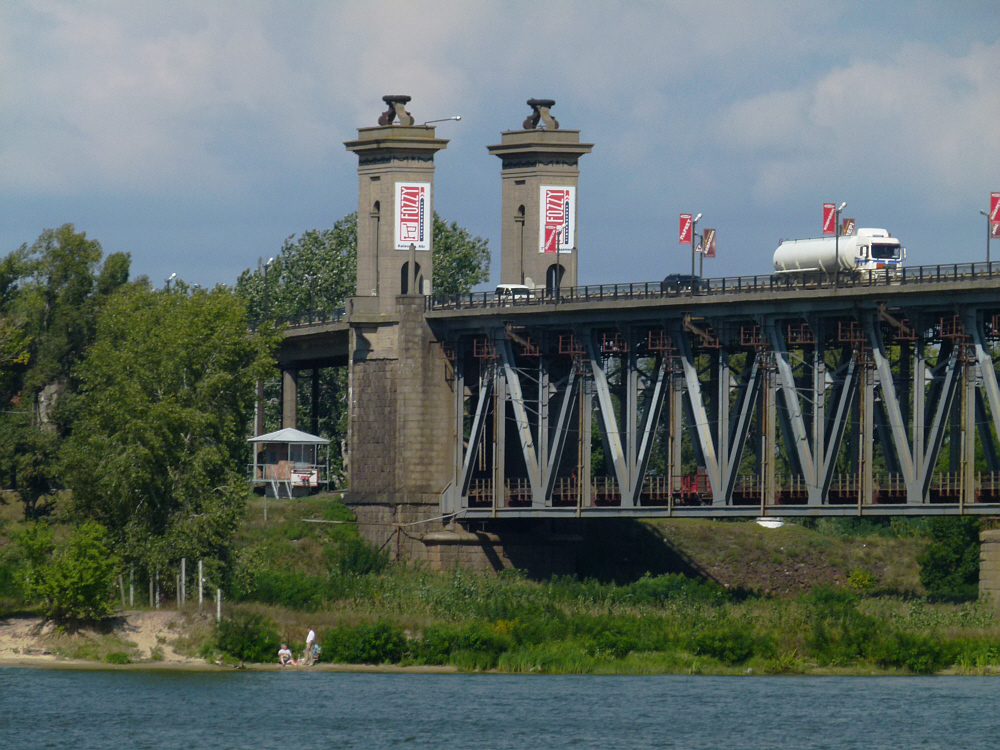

[679,214,692,244]
[991,192,1000,222]
[703,228,716,258]
[822,203,836,235]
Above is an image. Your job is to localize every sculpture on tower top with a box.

[378,95,415,126]
[522,98,559,130]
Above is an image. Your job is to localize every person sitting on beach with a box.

[278,643,294,666]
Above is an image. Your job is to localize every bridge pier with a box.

[981,529,1000,606]
[281,368,297,429]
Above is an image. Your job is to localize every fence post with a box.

[129,566,134,608]
[119,575,126,608]
[198,560,204,611]
[216,587,221,623]
[155,570,160,609]
[180,558,186,607]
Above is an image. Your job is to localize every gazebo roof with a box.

[248,428,330,445]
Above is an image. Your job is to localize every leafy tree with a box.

[917,517,981,600]
[0,225,132,517]
[21,521,120,625]
[59,283,276,571]
[234,211,489,476]
[235,210,490,319]
[237,215,358,322]
[431,213,490,295]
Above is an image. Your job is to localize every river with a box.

[1,668,996,748]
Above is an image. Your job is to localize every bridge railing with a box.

[250,307,346,331]
[428,261,1000,311]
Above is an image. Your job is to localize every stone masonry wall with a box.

[394,297,454,498]
[980,529,1000,606]
[349,359,398,494]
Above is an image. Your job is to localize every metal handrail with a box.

[427,261,1000,312]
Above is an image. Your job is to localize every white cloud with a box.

[715,41,1000,209]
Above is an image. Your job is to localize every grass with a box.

[45,629,141,663]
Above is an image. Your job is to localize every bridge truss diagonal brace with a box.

[722,354,763,502]
[543,366,579,502]
[968,313,1000,459]
[864,315,918,494]
[586,334,633,503]
[919,345,961,499]
[675,331,722,503]
[498,339,543,504]
[459,366,494,499]
[766,321,818,498]
[819,354,857,499]
[628,354,669,506]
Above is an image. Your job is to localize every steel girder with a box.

[444,301,1000,514]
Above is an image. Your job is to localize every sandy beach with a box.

[0,611,457,672]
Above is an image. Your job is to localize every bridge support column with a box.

[980,529,1000,607]
[282,368,297,430]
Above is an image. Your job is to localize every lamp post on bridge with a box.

[263,257,275,320]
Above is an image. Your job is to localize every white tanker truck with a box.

[772,228,905,279]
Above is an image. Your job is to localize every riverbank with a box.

[0,612,461,672]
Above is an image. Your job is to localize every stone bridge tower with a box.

[342,96,456,554]
[488,99,593,293]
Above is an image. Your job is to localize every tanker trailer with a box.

[772,228,904,280]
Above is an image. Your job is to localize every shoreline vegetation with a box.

[3,496,999,677]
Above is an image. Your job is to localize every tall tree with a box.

[59,283,276,571]
[236,210,491,319]
[431,213,490,296]
[237,214,358,322]
[0,225,131,517]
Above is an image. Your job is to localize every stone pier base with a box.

[979,529,1000,606]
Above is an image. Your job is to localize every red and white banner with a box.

[822,203,836,235]
[539,186,575,253]
[841,218,855,236]
[395,182,430,250]
[992,221,1000,239]
[702,228,716,258]
[991,192,1000,224]
[679,214,693,244]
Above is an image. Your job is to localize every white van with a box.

[495,284,533,304]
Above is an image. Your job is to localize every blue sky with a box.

[2,1,998,289]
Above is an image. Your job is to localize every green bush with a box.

[104,651,131,665]
[917,517,980,601]
[243,570,326,611]
[23,522,120,625]
[322,620,406,664]
[590,629,639,659]
[412,622,514,668]
[327,537,389,576]
[691,621,755,665]
[627,573,729,605]
[870,631,953,674]
[216,612,282,663]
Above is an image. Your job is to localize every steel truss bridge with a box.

[427,265,1000,519]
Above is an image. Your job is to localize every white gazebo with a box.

[248,428,330,498]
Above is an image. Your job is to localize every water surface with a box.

[1,668,995,749]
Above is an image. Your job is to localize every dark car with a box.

[660,273,704,292]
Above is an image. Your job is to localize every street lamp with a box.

[304,274,316,322]
[690,213,702,296]
[834,202,846,286]
[421,116,462,126]
[555,226,564,303]
[263,257,275,318]
[981,210,992,264]
[165,272,176,291]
